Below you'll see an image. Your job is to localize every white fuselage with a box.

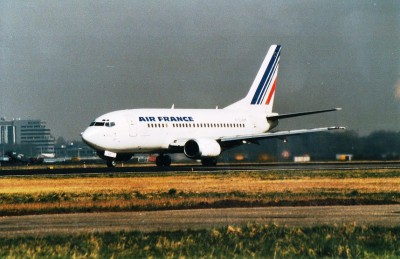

[81,108,276,154]
[80,45,344,167]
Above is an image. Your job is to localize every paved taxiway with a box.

[1,161,400,176]
[1,205,400,237]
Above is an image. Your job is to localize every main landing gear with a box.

[201,157,218,166]
[156,154,172,167]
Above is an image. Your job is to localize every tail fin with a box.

[224,45,281,113]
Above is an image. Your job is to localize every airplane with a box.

[81,45,345,167]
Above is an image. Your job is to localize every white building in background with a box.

[0,124,15,145]
[294,155,311,163]
[0,118,55,155]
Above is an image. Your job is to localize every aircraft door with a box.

[129,120,137,137]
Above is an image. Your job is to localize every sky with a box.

[1,0,399,140]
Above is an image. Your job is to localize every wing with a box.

[169,138,189,147]
[220,126,345,143]
[169,126,345,148]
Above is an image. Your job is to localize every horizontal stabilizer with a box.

[267,108,342,120]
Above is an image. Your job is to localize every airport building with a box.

[0,124,15,145]
[0,118,55,155]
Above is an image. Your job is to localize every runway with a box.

[1,161,400,176]
[1,205,400,237]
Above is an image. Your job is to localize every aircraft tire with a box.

[156,155,171,166]
[163,155,172,166]
[106,159,117,168]
[201,157,217,166]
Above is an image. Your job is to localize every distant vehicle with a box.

[0,156,10,163]
[4,151,26,164]
[1,151,44,165]
[82,45,345,167]
[39,153,55,158]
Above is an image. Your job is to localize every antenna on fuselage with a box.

[171,104,175,109]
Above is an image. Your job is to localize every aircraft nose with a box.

[81,129,97,148]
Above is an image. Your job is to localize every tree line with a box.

[227,130,400,161]
[2,130,399,163]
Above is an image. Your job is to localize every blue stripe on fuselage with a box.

[250,46,281,105]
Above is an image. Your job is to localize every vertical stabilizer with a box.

[225,45,281,113]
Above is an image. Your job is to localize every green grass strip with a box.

[1,224,400,258]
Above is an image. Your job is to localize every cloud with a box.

[1,1,399,138]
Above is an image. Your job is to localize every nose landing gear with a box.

[106,159,117,168]
[156,154,172,167]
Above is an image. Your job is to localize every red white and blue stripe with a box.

[250,45,281,105]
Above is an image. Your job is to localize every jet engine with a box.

[184,138,221,159]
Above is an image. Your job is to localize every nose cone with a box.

[81,128,98,149]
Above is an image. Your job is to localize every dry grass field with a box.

[2,170,400,194]
[1,169,400,257]
[0,169,399,215]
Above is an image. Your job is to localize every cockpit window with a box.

[89,121,115,127]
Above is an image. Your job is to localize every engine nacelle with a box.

[184,138,221,159]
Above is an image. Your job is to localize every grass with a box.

[1,169,400,257]
[0,190,399,216]
[2,169,400,194]
[1,169,400,215]
[1,223,400,258]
